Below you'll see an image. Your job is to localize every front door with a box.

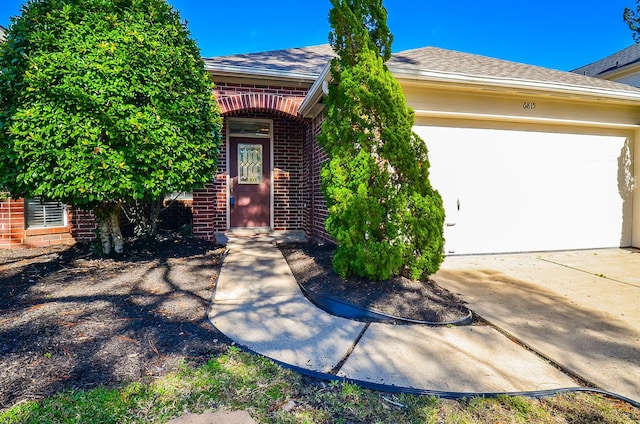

[229,137,271,227]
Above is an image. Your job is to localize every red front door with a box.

[229,138,271,227]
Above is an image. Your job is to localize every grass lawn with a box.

[2,347,639,424]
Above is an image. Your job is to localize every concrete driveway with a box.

[434,248,640,403]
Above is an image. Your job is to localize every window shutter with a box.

[25,198,66,228]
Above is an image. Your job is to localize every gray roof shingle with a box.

[203,44,335,78]
[571,44,640,78]
[389,46,640,94]
[205,44,640,95]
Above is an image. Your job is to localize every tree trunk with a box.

[148,196,164,237]
[96,202,124,254]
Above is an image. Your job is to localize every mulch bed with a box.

[0,235,229,411]
[0,235,471,412]
[279,242,472,323]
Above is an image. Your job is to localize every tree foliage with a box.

[624,0,640,42]
[319,0,445,281]
[0,0,221,253]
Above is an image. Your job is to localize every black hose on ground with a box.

[266,352,640,409]
[297,279,473,326]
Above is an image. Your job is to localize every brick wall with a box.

[192,81,310,239]
[304,113,333,244]
[0,81,318,247]
[273,115,305,231]
[193,181,225,241]
[0,197,78,248]
[0,197,25,248]
[193,121,228,241]
[214,83,308,116]
[69,208,96,242]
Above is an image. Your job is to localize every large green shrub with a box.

[319,0,445,281]
[0,0,222,253]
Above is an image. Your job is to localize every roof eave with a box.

[389,65,640,104]
[299,62,332,118]
[589,61,640,80]
[204,63,320,83]
[300,64,640,119]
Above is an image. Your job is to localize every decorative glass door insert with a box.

[238,143,263,184]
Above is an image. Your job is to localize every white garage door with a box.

[415,125,633,255]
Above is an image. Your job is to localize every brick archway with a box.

[216,93,302,118]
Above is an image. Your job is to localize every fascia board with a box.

[413,109,640,130]
[204,63,319,83]
[593,61,640,80]
[389,65,640,104]
[299,61,332,118]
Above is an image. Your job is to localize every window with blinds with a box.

[25,198,67,229]
[164,191,193,201]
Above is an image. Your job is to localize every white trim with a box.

[298,62,640,119]
[412,109,640,130]
[226,118,274,230]
[270,126,274,230]
[389,66,640,103]
[299,62,332,117]
[204,63,318,83]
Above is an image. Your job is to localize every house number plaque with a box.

[522,101,537,110]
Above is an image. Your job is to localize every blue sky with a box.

[0,0,637,71]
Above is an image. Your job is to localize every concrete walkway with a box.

[434,249,640,402]
[209,236,578,395]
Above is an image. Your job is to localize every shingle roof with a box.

[203,44,335,79]
[205,43,640,95]
[571,44,640,78]
[389,46,640,94]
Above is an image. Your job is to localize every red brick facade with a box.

[0,197,94,248]
[0,81,332,248]
[304,114,332,243]
[70,208,97,242]
[190,82,313,241]
[214,82,307,117]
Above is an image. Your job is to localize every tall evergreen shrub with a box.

[318,0,445,280]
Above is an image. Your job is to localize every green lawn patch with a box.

[2,347,639,424]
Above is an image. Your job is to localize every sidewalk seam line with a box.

[328,322,370,376]
[538,258,640,289]
[476,315,599,390]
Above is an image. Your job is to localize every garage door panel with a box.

[416,126,631,255]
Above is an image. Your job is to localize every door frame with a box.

[226,118,274,230]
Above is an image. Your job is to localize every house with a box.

[196,45,640,255]
[572,43,640,87]
[3,41,640,255]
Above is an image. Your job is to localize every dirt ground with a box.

[0,235,471,412]
[280,243,471,323]
[0,235,229,411]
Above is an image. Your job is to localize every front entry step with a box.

[225,227,272,237]
[216,229,306,245]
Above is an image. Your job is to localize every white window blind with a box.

[164,191,193,201]
[25,198,66,229]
